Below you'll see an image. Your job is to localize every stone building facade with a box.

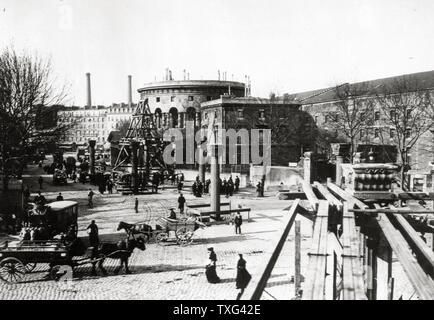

[137,80,245,130]
[288,70,434,189]
[200,96,315,172]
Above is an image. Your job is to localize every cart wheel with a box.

[176,227,194,246]
[0,257,26,283]
[155,232,168,245]
[25,262,37,272]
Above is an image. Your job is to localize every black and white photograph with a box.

[1,0,434,308]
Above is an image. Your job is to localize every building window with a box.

[374,111,380,121]
[171,96,175,102]
[237,109,244,119]
[156,97,160,103]
[258,109,265,119]
[374,128,380,138]
[390,128,396,138]
[188,96,194,101]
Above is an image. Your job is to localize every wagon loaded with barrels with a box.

[117,217,206,246]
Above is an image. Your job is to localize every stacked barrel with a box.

[353,164,398,192]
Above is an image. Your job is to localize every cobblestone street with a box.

[0,164,313,300]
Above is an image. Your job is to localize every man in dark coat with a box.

[135,197,139,213]
[178,193,186,214]
[86,220,99,248]
[234,212,242,234]
[88,189,94,208]
[168,208,177,220]
[38,176,43,189]
[236,254,251,297]
[56,193,64,201]
[234,176,240,192]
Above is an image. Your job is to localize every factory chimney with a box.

[128,75,132,108]
[86,72,92,108]
[183,69,186,80]
[218,70,220,81]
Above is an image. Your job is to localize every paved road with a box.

[1,163,315,300]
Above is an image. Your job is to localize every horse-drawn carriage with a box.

[0,236,146,284]
[0,200,147,284]
[118,217,206,246]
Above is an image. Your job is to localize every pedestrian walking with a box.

[236,254,251,298]
[178,193,186,214]
[38,176,43,189]
[88,189,94,208]
[23,185,30,201]
[235,176,240,192]
[86,220,99,248]
[205,247,220,283]
[135,197,139,213]
[234,211,243,234]
[177,180,183,192]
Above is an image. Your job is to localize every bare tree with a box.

[327,83,375,162]
[0,47,72,181]
[374,75,434,188]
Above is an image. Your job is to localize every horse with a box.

[90,236,146,275]
[117,221,154,242]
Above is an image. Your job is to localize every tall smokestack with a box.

[183,69,186,80]
[128,75,132,108]
[86,72,92,108]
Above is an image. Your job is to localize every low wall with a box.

[250,165,304,190]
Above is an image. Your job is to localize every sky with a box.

[2,0,434,106]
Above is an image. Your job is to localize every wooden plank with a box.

[294,220,301,296]
[341,201,367,300]
[301,180,319,211]
[327,182,368,209]
[187,202,230,209]
[377,213,434,300]
[388,204,434,277]
[350,208,434,214]
[241,199,300,300]
[303,200,329,300]
[313,181,343,210]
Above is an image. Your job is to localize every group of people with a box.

[192,178,205,197]
[20,224,49,241]
[205,248,251,296]
[221,176,240,197]
[97,178,114,195]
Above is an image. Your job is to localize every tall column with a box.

[303,151,312,183]
[210,145,220,214]
[177,113,183,128]
[88,139,96,176]
[128,75,132,108]
[168,113,173,128]
[195,112,201,128]
[130,140,139,194]
[336,155,343,185]
[86,73,92,108]
[198,146,206,182]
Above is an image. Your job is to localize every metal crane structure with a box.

[112,98,173,193]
